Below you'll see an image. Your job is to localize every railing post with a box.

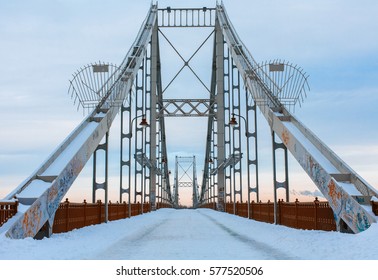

[108,200,112,221]
[295,198,299,229]
[124,201,127,218]
[65,198,70,232]
[83,199,87,227]
[251,200,254,220]
[278,199,282,225]
[116,201,120,220]
[267,200,271,223]
[259,200,262,221]
[14,200,18,215]
[97,199,102,224]
[314,197,319,230]
[0,204,4,225]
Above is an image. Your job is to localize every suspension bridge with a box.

[1,2,378,241]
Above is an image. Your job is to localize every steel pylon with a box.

[2,3,377,240]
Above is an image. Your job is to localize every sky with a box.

[0,0,378,206]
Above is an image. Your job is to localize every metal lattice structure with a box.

[173,156,199,208]
[68,62,122,112]
[2,3,378,239]
[257,60,310,109]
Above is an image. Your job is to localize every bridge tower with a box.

[173,156,199,208]
[2,3,378,239]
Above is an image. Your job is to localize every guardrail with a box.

[224,198,337,231]
[53,199,150,234]
[372,201,378,216]
[156,202,173,209]
[0,201,18,227]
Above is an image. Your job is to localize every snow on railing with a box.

[0,201,18,227]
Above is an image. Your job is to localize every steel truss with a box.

[173,156,199,208]
[3,3,378,240]
[4,4,158,239]
[216,3,378,233]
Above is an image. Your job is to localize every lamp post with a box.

[229,113,247,136]
[125,114,149,217]
[229,112,259,219]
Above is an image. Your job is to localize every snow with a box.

[283,122,339,174]
[16,180,51,199]
[42,121,98,176]
[1,208,378,260]
[338,182,362,196]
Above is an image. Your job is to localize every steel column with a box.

[272,131,289,224]
[231,58,243,213]
[92,132,109,223]
[215,18,225,211]
[246,93,259,219]
[149,20,159,211]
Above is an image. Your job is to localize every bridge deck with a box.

[91,209,294,260]
[1,208,378,260]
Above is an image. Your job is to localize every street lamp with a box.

[125,114,149,217]
[229,113,248,136]
[229,114,238,126]
[228,112,259,218]
[138,115,149,127]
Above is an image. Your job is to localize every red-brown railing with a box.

[199,202,217,210]
[0,201,18,227]
[2,198,377,233]
[156,202,173,209]
[372,201,378,216]
[225,198,337,231]
[53,199,150,234]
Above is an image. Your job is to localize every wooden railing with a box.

[2,198,377,233]
[199,202,217,210]
[372,201,378,216]
[225,198,337,231]
[156,202,173,209]
[0,201,18,227]
[53,199,150,234]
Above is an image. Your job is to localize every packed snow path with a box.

[1,208,378,259]
[92,209,294,260]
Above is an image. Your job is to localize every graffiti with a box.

[22,201,42,237]
[281,129,290,146]
[328,180,341,206]
[341,194,371,232]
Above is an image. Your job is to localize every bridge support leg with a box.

[272,131,289,224]
[149,21,159,211]
[34,216,54,239]
[246,95,259,219]
[92,132,109,223]
[215,18,225,212]
[120,98,132,217]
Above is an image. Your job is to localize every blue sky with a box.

[0,0,377,205]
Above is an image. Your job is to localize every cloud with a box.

[290,189,324,200]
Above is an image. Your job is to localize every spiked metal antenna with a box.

[68,62,121,113]
[257,60,310,110]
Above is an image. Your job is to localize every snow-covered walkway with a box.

[92,209,294,260]
[1,208,378,259]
